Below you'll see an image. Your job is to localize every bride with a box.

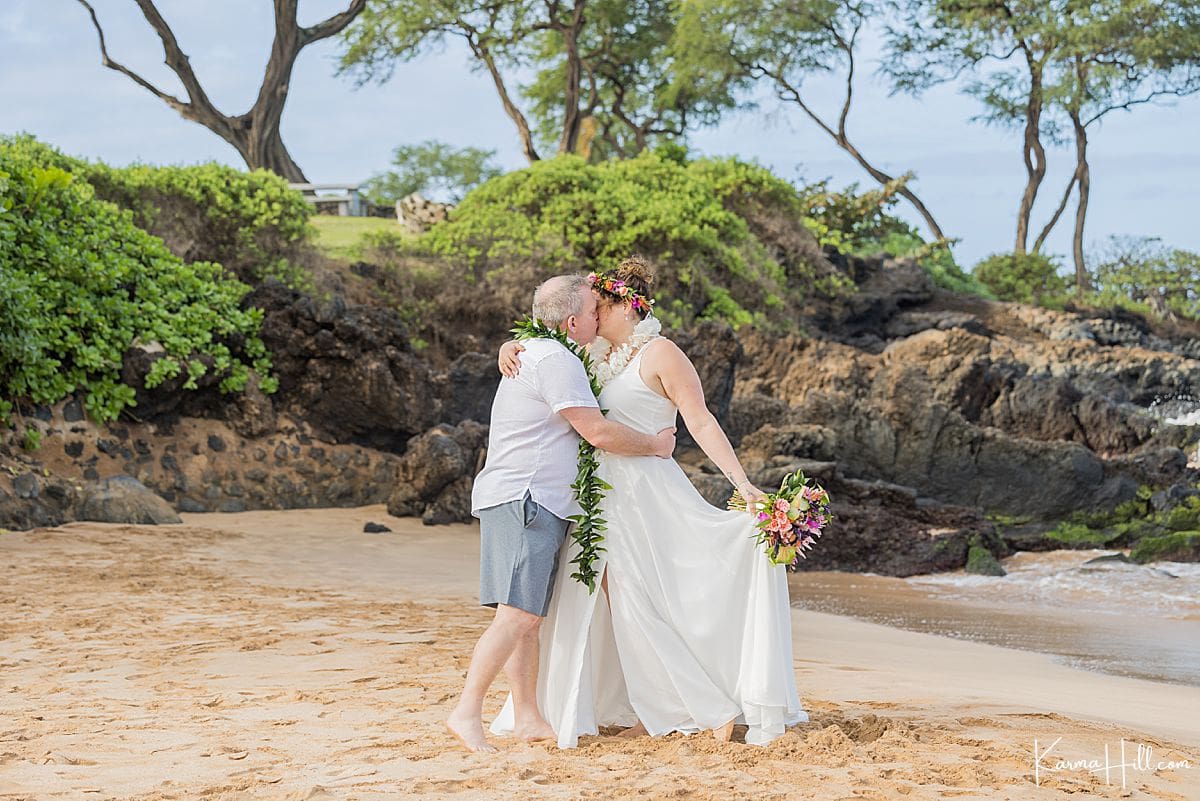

[491,256,808,747]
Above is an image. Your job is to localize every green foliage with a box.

[0,136,276,425]
[4,134,313,288]
[524,0,732,158]
[797,176,986,295]
[1086,236,1200,321]
[973,252,1068,304]
[411,151,840,329]
[363,140,502,205]
[1130,531,1200,564]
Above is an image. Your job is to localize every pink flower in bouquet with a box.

[774,498,790,513]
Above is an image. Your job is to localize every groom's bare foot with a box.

[617,721,647,738]
[513,718,556,742]
[446,710,498,753]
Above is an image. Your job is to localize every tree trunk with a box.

[1015,56,1047,255]
[77,0,366,181]
[1070,109,1091,295]
[836,137,947,241]
[557,2,587,154]
[472,41,541,163]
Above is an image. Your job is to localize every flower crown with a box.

[587,270,656,313]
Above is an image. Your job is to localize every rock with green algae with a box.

[965,542,1007,576]
[1130,531,1200,564]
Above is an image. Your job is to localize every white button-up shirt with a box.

[471,338,599,520]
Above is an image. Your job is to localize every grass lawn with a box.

[309,215,406,259]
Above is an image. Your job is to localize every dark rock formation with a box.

[247,281,440,452]
[387,421,488,525]
[673,321,744,444]
[679,454,1005,576]
[436,352,500,426]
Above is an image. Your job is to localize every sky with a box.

[2,0,1198,267]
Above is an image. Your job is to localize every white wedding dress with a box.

[491,337,808,747]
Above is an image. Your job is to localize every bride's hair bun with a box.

[614,254,654,297]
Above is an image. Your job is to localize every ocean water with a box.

[788,550,1200,687]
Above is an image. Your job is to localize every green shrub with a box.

[0,138,276,425]
[1088,235,1200,320]
[3,135,313,288]
[796,177,987,296]
[401,151,844,329]
[972,252,1068,304]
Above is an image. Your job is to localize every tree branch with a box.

[129,0,223,119]
[75,0,189,114]
[302,0,368,45]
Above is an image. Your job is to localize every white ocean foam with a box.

[906,550,1200,619]
[1166,408,1200,426]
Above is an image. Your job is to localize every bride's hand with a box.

[498,340,525,378]
[738,482,767,513]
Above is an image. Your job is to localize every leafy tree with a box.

[341,1,734,162]
[74,0,366,181]
[887,0,1063,254]
[363,140,502,204]
[1089,236,1200,320]
[673,0,949,241]
[339,0,577,163]
[1048,1,1200,292]
[888,0,1200,291]
[523,0,734,158]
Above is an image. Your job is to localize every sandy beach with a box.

[2,506,1198,800]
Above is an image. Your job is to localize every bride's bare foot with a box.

[513,717,556,742]
[446,709,498,753]
[617,721,647,738]
[711,718,735,743]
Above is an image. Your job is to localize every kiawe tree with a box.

[75,0,367,182]
[337,0,579,164]
[889,0,1200,291]
[673,0,949,241]
[339,0,733,162]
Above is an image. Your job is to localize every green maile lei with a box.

[511,316,610,594]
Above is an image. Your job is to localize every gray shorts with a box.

[478,492,569,617]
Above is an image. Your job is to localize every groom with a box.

[446,274,676,753]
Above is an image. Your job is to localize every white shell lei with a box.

[591,315,663,387]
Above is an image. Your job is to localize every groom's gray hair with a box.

[532,274,589,326]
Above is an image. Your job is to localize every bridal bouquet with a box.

[728,470,831,567]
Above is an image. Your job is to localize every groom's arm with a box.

[560,407,675,459]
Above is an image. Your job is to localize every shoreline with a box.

[2,505,1197,800]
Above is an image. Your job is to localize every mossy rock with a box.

[965,544,1006,576]
[1130,531,1200,564]
[1165,503,1200,532]
[1045,522,1125,548]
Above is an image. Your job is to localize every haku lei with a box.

[510,316,609,593]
